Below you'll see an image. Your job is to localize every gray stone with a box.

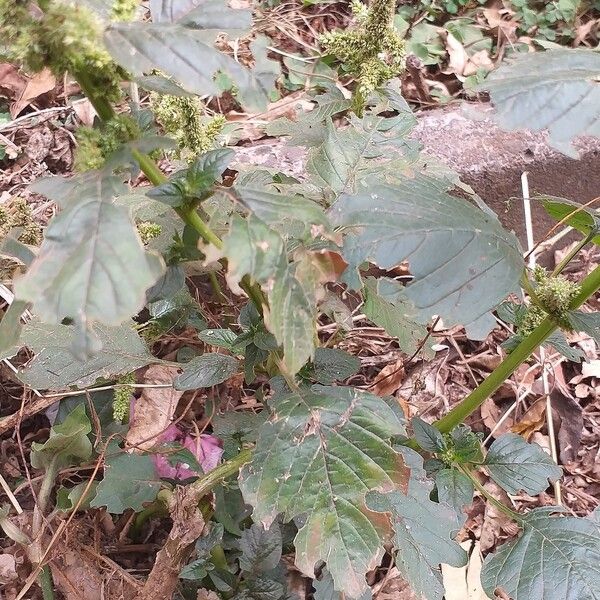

[233,104,600,251]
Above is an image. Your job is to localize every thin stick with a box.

[521,172,562,505]
[0,473,23,514]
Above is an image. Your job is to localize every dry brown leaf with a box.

[480,480,519,553]
[373,567,419,600]
[126,365,183,451]
[371,359,405,397]
[11,68,56,118]
[483,7,518,43]
[511,398,546,440]
[581,359,600,379]
[72,98,97,126]
[553,392,583,464]
[445,32,469,76]
[0,554,18,584]
[25,126,54,162]
[0,64,27,100]
[197,590,220,600]
[480,397,514,436]
[574,18,597,46]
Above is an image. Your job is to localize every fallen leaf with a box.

[553,392,583,463]
[442,541,491,600]
[0,64,27,100]
[511,398,546,440]
[480,397,514,437]
[11,68,56,117]
[581,359,600,379]
[371,359,405,396]
[25,126,54,162]
[72,98,97,126]
[480,480,519,553]
[445,31,469,76]
[126,365,183,451]
[0,554,17,583]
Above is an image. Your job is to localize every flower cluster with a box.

[0,198,42,246]
[137,221,162,245]
[111,0,139,22]
[151,94,226,159]
[321,0,406,112]
[112,372,136,423]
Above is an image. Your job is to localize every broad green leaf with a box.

[180,522,224,580]
[239,385,409,598]
[31,405,92,470]
[481,507,600,600]
[15,173,164,355]
[198,328,239,350]
[435,469,474,515]
[174,353,239,389]
[0,233,36,266]
[478,49,600,155]
[329,177,523,336]
[412,417,446,453]
[18,321,154,390]
[150,0,251,30]
[362,278,427,355]
[105,24,277,111]
[234,577,284,600]
[0,299,27,360]
[312,348,361,384]
[568,310,600,345]
[484,433,562,495]
[546,330,586,363]
[236,187,330,235]
[223,214,285,286]
[56,481,99,513]
[91,451,161,513]
[239,522,282,574]
[541,197,600,245]
[266,261,315,376]
[312,570,372,600]
[366,448,467,600]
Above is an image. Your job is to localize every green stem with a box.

[208,271,226,302]
[39,566,56,600]
[552,231,594,276]
[190,448,252,501]
[75,70,116,122]
[433,263,600,434]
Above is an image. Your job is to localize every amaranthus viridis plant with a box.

[2,0,600,599]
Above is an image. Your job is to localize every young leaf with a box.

[91,451,161,514]
[235,577,285,600]
[366,448,467,600]
[435,469,474,515]
[541,197,600,245]
[15,173,164,355]
[180,522,224,580]
[223,214,285,287]
[446,425,484,464]
[412,417,446,453]
[30,405,93,470]
[484,433,562,495]
[477,49,600,155]
[174,353,239,390]
[362,278,428,356]
[18,321,154,390]
[312,347,361,385]
[239,522,282,574]
[239,385,410,598]
[330,177,523,337]
[481,507,600,600]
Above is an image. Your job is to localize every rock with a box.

[232,104,600,251]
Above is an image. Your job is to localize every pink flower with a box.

[152,425,224,480]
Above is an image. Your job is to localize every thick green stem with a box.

[75,70,116,122]
[38,566,56,600]
[433,263,600,434]
[190,448,252,501]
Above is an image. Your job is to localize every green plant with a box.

[0,1,599,600]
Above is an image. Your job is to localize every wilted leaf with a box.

[174,353,239,389]
[91,451,161,514]
[15,173,164,356]
[481,507,600,600]
[478,49,600,155]
[127,365,183,451]
[239,385,409,598]
[312,347,361,384]
[484,433,562,495]
[18,321,154,390]
[329,177,523,337]
[362,278,428,355]
[366,448,467,600]
[31,405,92,470]
[239,522,282,574]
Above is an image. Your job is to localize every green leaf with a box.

[484,433,562,495]
[541,197,600,245]
[312,570,372,600]
[174,353,239,390]
[56,481,99,513]
[31,405,93,470]
[235,577,285,600]
[0,233,37,266]
[435,469,474,515]
[567,310,600,345]
[18,321,154,390]
[362,278,428,355]
[223,214,286,286]
[481,507,600,600]
[150,0,251,30]
[239,385,409,598]
[105,23,277,111]
[478,49,600,155]
[446,425,483,464]
[329,177,523,337]
[266,261,316,376]
[15,173,164,356]
[312,348,361,384]
[0,299,27,360]
[180,522,224,580]
[91,451,161,514]
[239,522,282,574]
[198,328,239,351]
[546,330,586,362]
[366,448,467,600]
[412,417,446,453]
